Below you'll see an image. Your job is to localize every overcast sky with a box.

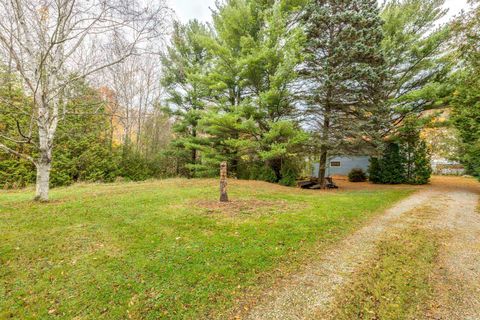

[167,0,471,23]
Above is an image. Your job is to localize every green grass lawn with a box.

[0,179,412,319]
[332,228,438,320]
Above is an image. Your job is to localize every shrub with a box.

[408,140,432,185]
[369,143,406,184]
[278,160,301,186]
[0,160,35,189]
[258,165,278,183]
[368,158,382,184]
[380,143,406,184]
[279,168,297,186]
[348,168,367,182]
[369,139,432,185]
[119,151,154,181]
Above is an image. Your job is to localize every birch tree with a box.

[105,53,163,154]
[0,0,170,201]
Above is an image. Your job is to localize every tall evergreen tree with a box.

[196,0,260,175]
[381,0,451,128]
[198,0,308,181]
[410,139,432,184]
[301,0,387,186]
[449,0,480,177]
[398,116,432,184]
[161,20,212,177]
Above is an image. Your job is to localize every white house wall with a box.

[312,156,371,177]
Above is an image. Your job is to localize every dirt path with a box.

[243,177,480,320]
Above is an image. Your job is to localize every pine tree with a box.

[410,140,432,184]
[379,143,406,184]
[198,0,307,181]
[381,0,451,127]
[450,1,480,177]
[399,115,420,183]
[397,115,432,184]
[369,115,432,185]
[161,20,212,177]
[368,157,382,183]
[301,0,387,186]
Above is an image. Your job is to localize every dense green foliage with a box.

[161,0,308,183]
[370,143,406,184]
[0,179,412,318]
[0,70,36,188]
[161,21,212,178]
[381,0,451,125]
[369,118,432,185]
[449,1,480,177]
[0,74,174,189]
[348,168,368,183]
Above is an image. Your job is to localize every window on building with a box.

[330,161,341,167]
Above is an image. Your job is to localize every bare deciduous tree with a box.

[104,53,163,152]
[0,0,170,201]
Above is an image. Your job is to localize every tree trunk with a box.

[35,151,51,202]
[318,104,331,188]
[191,128,197,178]
[190,148,197,178]
[35,96,55,202]
[318,146,328,188]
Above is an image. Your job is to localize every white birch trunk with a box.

[35,117,54,201]
[35,157,51,201]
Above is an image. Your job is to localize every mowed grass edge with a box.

[0,179,413,319]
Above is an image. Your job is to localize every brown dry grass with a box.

[191,198,301,217]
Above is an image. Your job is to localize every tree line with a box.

[0,0,479,200]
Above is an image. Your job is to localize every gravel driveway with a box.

[241,177,480,320]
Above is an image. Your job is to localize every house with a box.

[431,158,465,175]
[312,156,370,177]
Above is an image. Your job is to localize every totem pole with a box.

[219,161,229,202]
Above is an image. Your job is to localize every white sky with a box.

[167,0,470,23]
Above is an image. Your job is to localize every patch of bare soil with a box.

[192,199,298,217]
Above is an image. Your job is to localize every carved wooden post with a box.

[219,161,229,202]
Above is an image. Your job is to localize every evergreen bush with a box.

[258,166,278,183]
[348,168,367,182]
[368,158,382,184]
[409,140,432,185]
[279,162,300,186]
[380,143,406,184]
[369,139,432,185]
[0,160,35,189]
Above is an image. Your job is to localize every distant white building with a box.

[312,156,370,177]
[431,158,465,176]
[312,156,465,178]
